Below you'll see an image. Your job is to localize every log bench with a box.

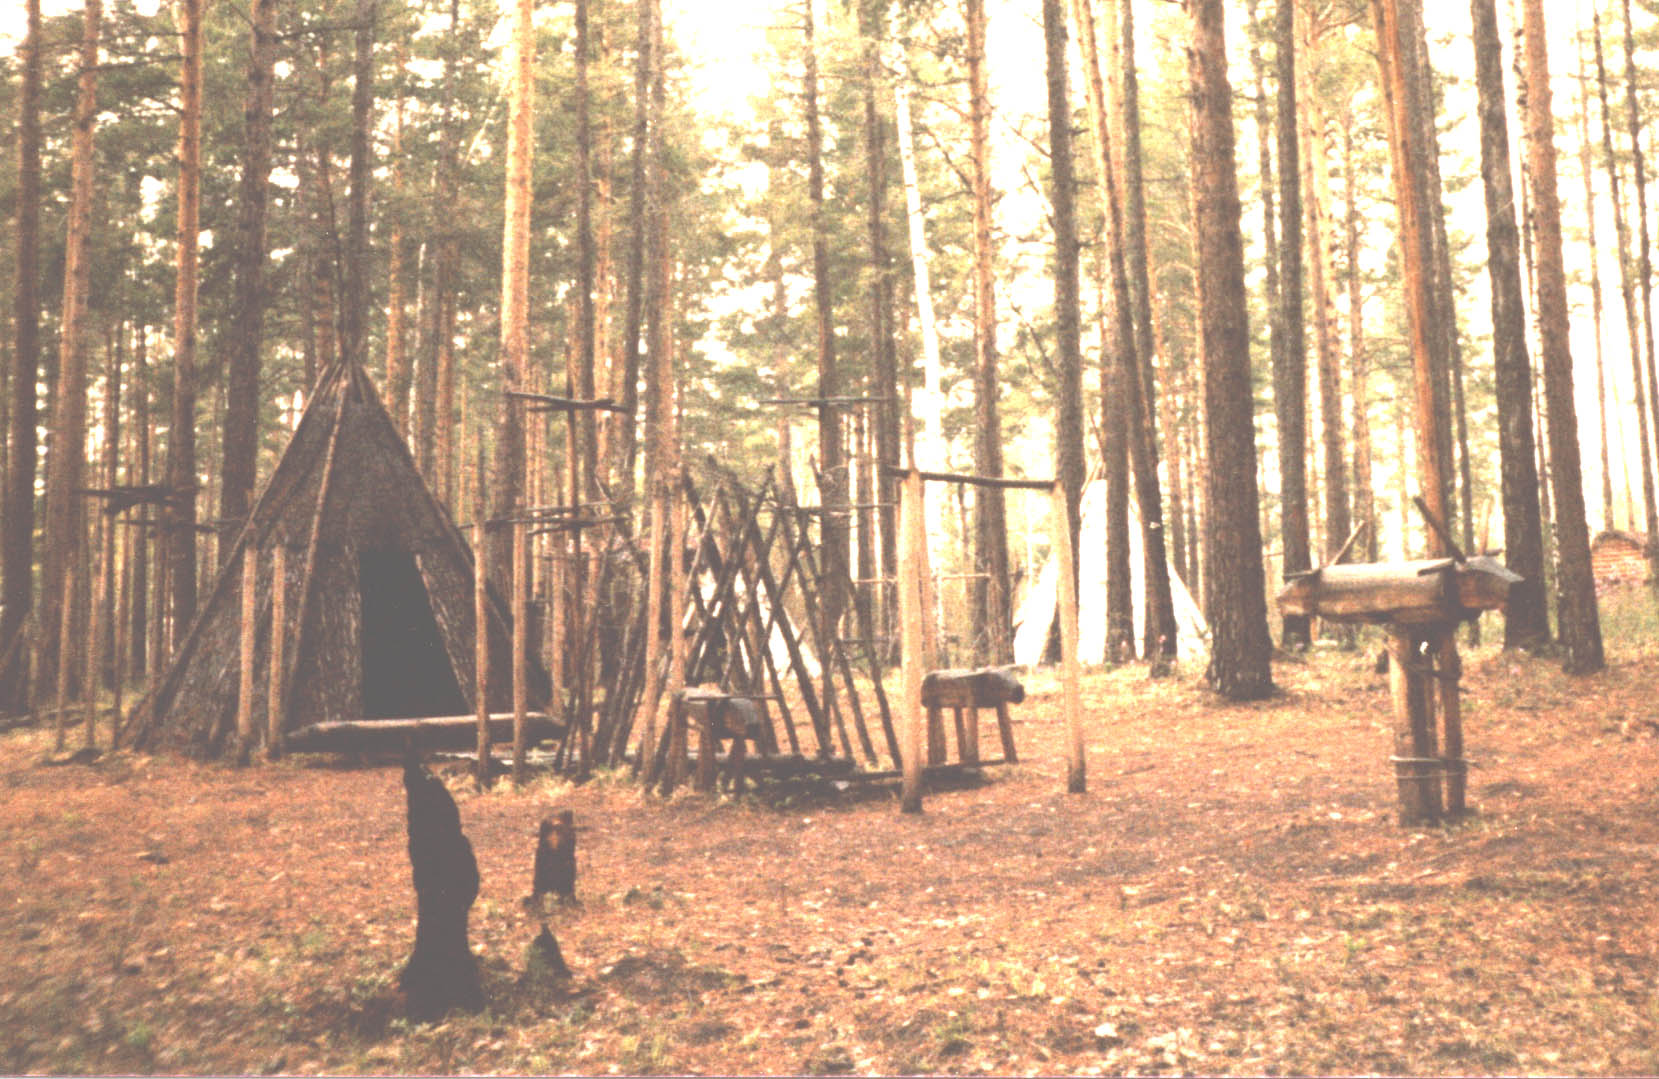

[920,667,1022,766]
[660,687,774,794]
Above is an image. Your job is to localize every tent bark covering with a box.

[121,361,542,757]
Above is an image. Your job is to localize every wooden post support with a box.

[474,520,491,787]
[55,570,75,752]
[899,468,925,813]
[1435,627,1465,816]
[1052,482,1085,794]
[1386,628,1442,825]
[266,544,287,759]
[84,541,101,751]
[512,518,529,785]
[547,536,566,765]
[236,548,259,761]
[639,483,668,784]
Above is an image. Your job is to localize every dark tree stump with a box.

[398,747,483,1022]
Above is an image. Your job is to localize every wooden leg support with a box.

[995,702,1018,764]
[926,704,947,766]
[963,705,980,766]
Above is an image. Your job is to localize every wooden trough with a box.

[1277,555,1522,826]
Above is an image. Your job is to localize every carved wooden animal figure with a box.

[399,742,483,1021]
[529,809,577,906]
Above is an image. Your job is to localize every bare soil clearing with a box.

[2,643,1657,1075]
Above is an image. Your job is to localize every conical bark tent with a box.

[121,361,541,758]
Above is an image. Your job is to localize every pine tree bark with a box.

[805,0,848,637]
[342,0,376,370]
[219,0,279,558]
[856,0,899,656]
[1371,0,1453,556]
[1190,0,1273,700]
[574,0,598,511]
[1042,0,1086,588]
[42,0,102,697]
[1519,0,1603,673]
[966,0,1012,665]
[384,44,410,437]
[1,0,44,711]
[618,0,655,513]
[1274,0,1311,648]
[1342,100,1378,564]
[129,327,150,676]
[1620,0,1659,562]
[166,0,204,643]
[492,0,535,590]
[1590,10,1657,554]
[1575,48,1613,530]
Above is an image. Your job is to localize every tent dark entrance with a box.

[120,361,544,758]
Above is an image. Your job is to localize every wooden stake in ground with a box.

[512,518,529,784]
[84,541,100,750]
[55,571,74,752]
[1052,481,1084,793]
[236,548,258,762]
[474,518,490,787]
[266,543,286,759]
[899,467,925,814]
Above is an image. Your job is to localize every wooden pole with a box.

[546,540,566,763]
[639,482,668,783]
[474,525,491,787]
[266,543,286,759]
[1435,624,1465,816]
[1386,627,1442,825]
[236,547,258,761]
[55,570,74,752]
[84,540,100,750]
[899,467,925,813]
[512,518,529,784]
[1053,481,1085,793]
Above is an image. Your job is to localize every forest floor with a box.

[4,603,1659,1076]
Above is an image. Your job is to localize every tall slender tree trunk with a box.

[41,0,102,698]
[492,0,535,590]
[1042,0,1086,619]
[99,327,121,687]
[1191,0,1272,700]
[620,0,659,521]
[856,0,899,656]
[805,0,848,636]
[574,0,598,509]
[1274,0,1311,648]
[129,327,150,676]
[166,0,204,646]
[966,0,1012,665]
[342,0,375,369]
[219,0,279,557]
[1620,0,1659,562]
[1,0,44,711]
[1519,0,1603,673]
[1591,9,1657,557]
[384,43,410,436]
[1342,100,1378,564]
[1372,0,1453,557]
[1576,46,1613,530]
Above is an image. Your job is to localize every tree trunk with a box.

[1371,0,1452,557]
[618,0,655,513]
[1519,0,1603,674]
[856,0,899,659]
[129,327,150,676]
[1,0,44,712]
[219,0,278,558]
[1575,46,1613,530]
[1591,9,1657,556]
[574,0,598,511]
[1620,0,1659,569]
[42,0,103,699]
[167,0,203,643]
[1190,0,1273,700]
[384,44,410,437]
[492,0,535,589]
[966,0,1012,666]
[342,0,375,370]
[1273,0,1311,648]
[1342,100,1378,564]
[1042,0,1085,591]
